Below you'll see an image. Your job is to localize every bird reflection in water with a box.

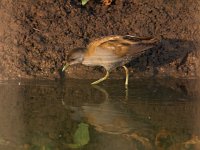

[61,82,200,150]
[62,85,154,149]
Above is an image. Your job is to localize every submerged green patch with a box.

[67,123,90,148]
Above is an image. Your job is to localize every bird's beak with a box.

[62,63,69,72]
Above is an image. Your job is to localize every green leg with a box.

[123,66,129,88]
[91,71,109,85]
[92,85,109,101]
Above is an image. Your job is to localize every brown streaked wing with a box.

[85,35,158,59]
[96,35,158,58]
[85,35,122,57]
[97,39,132,58]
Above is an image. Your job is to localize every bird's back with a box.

[83,35,158,70]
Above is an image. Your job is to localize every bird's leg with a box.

[91,71,109,85]
[92,85,109,101]
[122,66,129,89]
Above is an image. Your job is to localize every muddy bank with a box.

[0,0,200,80]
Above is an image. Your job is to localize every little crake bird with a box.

[62,35,158,86]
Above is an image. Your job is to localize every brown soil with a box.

[0,0,200,80]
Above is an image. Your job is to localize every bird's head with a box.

[62,48,86,71]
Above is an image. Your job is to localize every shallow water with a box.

[0,79,200,150]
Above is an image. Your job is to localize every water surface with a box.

[0,79,200,150]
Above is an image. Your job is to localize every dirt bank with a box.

[0,0,200,80]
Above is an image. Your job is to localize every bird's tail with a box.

[123,35,160,58]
